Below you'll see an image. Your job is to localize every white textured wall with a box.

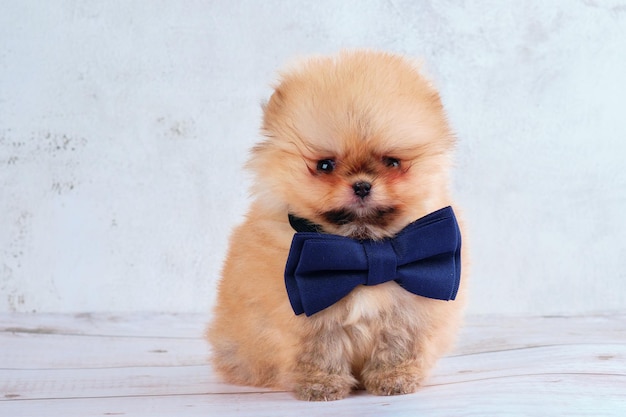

[1,1,625,315]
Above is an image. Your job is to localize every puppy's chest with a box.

[335,284,417,360]
[342,282,412,324]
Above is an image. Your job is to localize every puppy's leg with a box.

[292,324,356,401]
[360,322,426,396]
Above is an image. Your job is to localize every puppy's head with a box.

[249,50,455,240]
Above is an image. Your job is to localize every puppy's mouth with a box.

[322,206,397,228]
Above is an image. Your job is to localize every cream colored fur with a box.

[208,50,468,401]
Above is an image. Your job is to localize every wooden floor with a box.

[1,313,625,417]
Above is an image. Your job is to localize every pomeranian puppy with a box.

[208,50,467,401]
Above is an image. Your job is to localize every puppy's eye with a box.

[316,159,336,173]
[383,157,401,168]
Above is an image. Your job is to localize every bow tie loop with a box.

[285,206,462,316]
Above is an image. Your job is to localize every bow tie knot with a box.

[284,206,462,316]
[362,240,397,286]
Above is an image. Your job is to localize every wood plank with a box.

[0,365,256,400]
[454,314,626,355]
[0,332,207,369]
[0,312,205,338]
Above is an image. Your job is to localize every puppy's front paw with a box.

[362,367,423,396]
[294,374,353,401]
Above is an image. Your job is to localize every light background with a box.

[1,1,625,315]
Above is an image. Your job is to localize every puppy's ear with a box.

[263,86,285,120]
[268,86,284,106]
[254,88,282,156]
[259,86,293,151]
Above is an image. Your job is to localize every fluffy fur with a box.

[207,50,468,401]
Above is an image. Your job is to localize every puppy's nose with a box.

[353,181,372,199]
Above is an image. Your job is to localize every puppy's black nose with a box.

[353,181,372,199]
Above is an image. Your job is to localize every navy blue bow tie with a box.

[284,206,462,316]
